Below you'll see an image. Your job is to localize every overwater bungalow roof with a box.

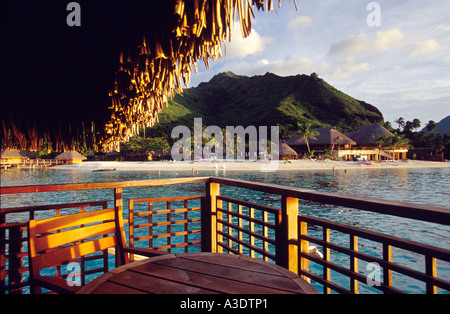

[0,149,30,160]
[2,1,296,153]
[55,151,87,161]
[287,127,356,147]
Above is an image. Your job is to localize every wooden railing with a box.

[128,194,204,259]
[1,177,449,294]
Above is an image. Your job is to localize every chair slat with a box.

[36,221,116,253]
[35,207,115,234]
[37,236,117,269]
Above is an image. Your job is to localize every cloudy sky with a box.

[189,0,450,127]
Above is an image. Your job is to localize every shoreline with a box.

[50,160,450,172]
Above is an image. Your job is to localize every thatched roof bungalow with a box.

[279,141,298,159]
[344,124,393,146]
[287,127,356,151]
[55,151,87,164]
[0,149,31,164]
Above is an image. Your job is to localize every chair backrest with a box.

[28,207,129,289]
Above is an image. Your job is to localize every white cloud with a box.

[223,25,273,60]
[330,57,374,80]
[372,28,405,52]
[329,33,370,57]
[329,28,406,57]
[288,16,312,30]
[412,39,440,56]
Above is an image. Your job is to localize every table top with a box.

[78,252,318,294]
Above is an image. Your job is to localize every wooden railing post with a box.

[277,196,299,274]
[203,181,221,253]
[350,234,359,293]
[425,255,437,294]
[299,219,310,282]
[114,187,128,266]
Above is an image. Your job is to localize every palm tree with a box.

[412,119,421,132]
[394,117,405,131]
[404,121,414,133]
[390,132,410,160]
[331,136,343,160]
[297,122,319,154]
[373,134,389,161]
[426,120,437,133]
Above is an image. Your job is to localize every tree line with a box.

[390,117,449,160]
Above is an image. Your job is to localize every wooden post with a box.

[202,182,220,253]
[114,188,129,266]
[299,220,309,281]
[277,196,299,274]
[323,227,331,294]
[383,243,393,289]
[425,255,437,294]
[350,234,359,293]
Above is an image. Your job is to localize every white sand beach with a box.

[51,159,450,172]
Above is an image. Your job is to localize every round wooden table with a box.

[78,252,318,294]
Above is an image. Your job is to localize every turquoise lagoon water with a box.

[1,166,449,293]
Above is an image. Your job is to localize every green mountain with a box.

[151,72,384,136]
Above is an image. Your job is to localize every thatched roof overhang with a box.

[1,1,296,152]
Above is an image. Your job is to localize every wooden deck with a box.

[1,159,62,170]
[1,177,450,294]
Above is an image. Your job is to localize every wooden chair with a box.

[28,206,167,294]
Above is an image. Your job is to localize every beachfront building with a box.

[345,124,408,161]
[55,151,87,164]
[287,126,356,160]
[287,124,409,161]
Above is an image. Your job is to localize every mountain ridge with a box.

[152,72,384,135]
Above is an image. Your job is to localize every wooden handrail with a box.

[209,177,450,225]
[0,177,211,195]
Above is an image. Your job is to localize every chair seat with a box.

[33,276,81,294]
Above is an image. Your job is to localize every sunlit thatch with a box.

[1,1,296,152]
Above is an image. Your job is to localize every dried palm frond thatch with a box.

[1,1,296,152]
